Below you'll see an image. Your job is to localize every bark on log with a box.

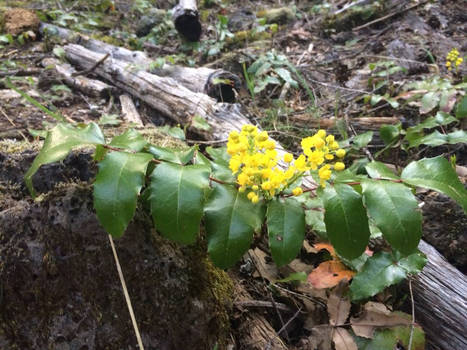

[39,23,239,102]
[290,115,399,130]
[63,44,247,140]
[414,240,467,350]
[172,0,202,42]
[40,57,114,97]
[119,94,144,126]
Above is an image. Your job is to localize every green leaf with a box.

[379,124,401,145]
[355,325,425,350]
[456,95,467,119]
[204,184,265,269]
[267,198,305,267]
[149,163,210,244]
[362,180,422,255]
[406,111,457,133]
[350,251,427,300]
[25,122,105,196]
[407,129,467,148]
[277,271,307,283]
[158,125,186,140]
[109,129,147,151]
[401,156,467,212]
[148,145,195,165]
[274,67,298,87]
[365,162,399,180]
[352,131,373,149]
[420,91,439,114]
[94,151,153,238]
[192,115,212,131]
[319,184,371,259]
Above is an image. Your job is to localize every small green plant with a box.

[24,116,467,301]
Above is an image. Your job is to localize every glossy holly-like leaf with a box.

[401,156,467,212]
[204,183,265,269]
[350,250,427,300]
[420,91,439,114]
[149,163,210,244]
[109,129,147,151]
[362,180,422,255]
[148,145,196,165]
[267,198,305,267]
[319,184,371,259]
[365,162,399,180]
[94,151,153,238]
[25,122,105,197]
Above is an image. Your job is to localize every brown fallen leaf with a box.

[350,301,412,338]
[327,281,351,327]
[333,328,358,350]
[308,260,355,289]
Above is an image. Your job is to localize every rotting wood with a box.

[172,0,202,42]
[39,23,240,102]
[63,44,247,140]
[414,240,467,350]
[231,274,289,350]
[41,58,114,97]
[119,94,143,126]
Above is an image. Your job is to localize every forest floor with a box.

[0,0,466,349]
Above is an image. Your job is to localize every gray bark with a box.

[41,57,114,97]
[119,94,144,126]
[415,240,467,350]
[63,44,247,140]
[39,23,239,102]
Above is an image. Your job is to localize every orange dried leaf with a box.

[313,243,336,257]
[308,260,355,289]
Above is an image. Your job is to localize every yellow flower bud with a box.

[334,162,345,171]
[251,195,259,204]
[336,149,346,158]
[317,129,326,139]
[247,192,256,200]
[252,185,259,191]
[292,187,303,196]
[283,153,294,163]
[325,135,335,143]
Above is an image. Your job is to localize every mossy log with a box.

[39,22,240,102]
[172,0,202,42]
[0,141,233,349]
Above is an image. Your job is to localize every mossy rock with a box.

[0,133,233,349]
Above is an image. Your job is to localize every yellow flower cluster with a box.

[227,125,346,203]
[446,48,463,71]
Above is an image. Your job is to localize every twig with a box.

[408,277,415,350]
[0,106,29,142]
[71,52,110,77]
[266,307,302,349]
[334,0,369,15]
[0,68,42,77]
[234,300,293,313]
[108,234,145,350]
[353,0,429,31]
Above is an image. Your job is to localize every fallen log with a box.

[63,43,247,140]
[414,240,467,350]
[172,0,202,42]
[39,23,239,102]
[290,115,399,130]
[40,57,114,97]
[119,94,144,126]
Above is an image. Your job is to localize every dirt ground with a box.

[0,0,466,349]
